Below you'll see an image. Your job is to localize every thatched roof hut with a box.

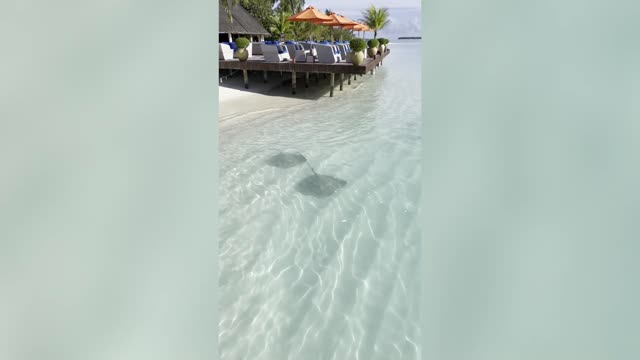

[219,5,270,42]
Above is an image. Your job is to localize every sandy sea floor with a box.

[218,42,421,360]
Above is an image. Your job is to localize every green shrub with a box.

[235,37,250,49]
[367,39,379,48]
[379,38,389,45]
[349,38,367,52]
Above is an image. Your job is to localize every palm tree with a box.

[220,0,240,22]
[274,0,304,13]
[270,11,292,40]
[361,5,390,38]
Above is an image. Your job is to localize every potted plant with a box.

[235,37,250,62]
[378,38,388,53]
[367,39,379,58]
[349,38,366,66]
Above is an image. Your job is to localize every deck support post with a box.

[243,70,249,89]
[340,73,344,91]
[263,71,267,83]
[316,73,319,83]
[348,74,351,85]
[305,72,309,88]
[292,70,296,94]
[330,73,335,97]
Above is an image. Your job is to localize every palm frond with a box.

[221,0,240,22]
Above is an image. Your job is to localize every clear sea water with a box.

[219,40,421,360]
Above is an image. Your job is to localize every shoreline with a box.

[219,71,334,122]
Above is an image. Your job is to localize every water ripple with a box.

[220,43,421,360]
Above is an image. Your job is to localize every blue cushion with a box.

[229,42,238,50]
[285,41,295,44]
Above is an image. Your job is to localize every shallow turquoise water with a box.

[219,41,421,360]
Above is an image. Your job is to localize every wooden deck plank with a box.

[219,50,390,75]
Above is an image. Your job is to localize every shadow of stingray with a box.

[265,152,307,168]
[295,175,347,198]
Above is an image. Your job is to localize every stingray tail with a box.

[268,148,320,177]
[296,152,319,177]
[306,161,319,177]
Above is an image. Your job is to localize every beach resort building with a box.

[219,4,270,43]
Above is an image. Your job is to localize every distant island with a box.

[398,36,421,40]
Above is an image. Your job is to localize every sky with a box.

[314,0,421,10]
[308,0,422,38]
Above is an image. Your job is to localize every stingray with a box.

[294,156,347,198]
[295,174,347,198]
[265,152,307,168]
[265,149,347,198]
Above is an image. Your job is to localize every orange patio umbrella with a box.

[319,12,359,41]
[287,6,334,41]
[344,23,371,39]
[287,6,333,23]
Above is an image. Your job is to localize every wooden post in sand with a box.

[305,72,309,88]
[292,70,296,94]
[330,73,335,97]
[243,70,249,89]
[263,71,268,83]
[340,73,344,91]
[348,74,351,85]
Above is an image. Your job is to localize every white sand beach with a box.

[218,69,339,121]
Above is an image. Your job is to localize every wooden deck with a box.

[219,49,390,96]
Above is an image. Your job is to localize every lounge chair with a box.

[284,41,310,61]
[251,42,263,55]
[320,41,343,61]
[300,42,318,57]
[315,44,341,63]
[219,43,233,60]
[262,43,291,62]
[333,43,351,60]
